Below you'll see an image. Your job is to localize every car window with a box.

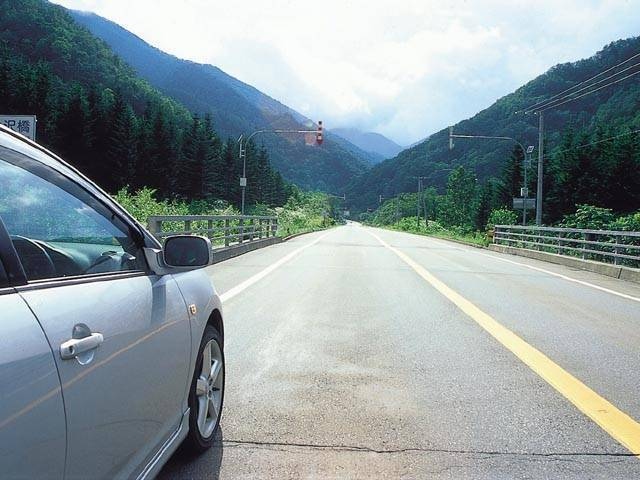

[0,147,146,281]
[0,257,7,287]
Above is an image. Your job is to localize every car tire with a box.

[185,325,225,452]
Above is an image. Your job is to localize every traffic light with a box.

[316,120,323,145]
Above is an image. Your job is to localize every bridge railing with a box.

[493,225,640,268]
[148,215,279,248]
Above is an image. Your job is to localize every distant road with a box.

[160,224,640,479]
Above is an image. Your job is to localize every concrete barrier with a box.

[488,244,640,284]
[212,237,282,264]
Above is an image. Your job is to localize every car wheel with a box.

[185,325,225,452]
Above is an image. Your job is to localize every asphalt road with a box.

[159,223,640,479]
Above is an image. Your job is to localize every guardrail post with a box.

[273,218,278,237]
[148,218,162,237]
[614,235,621,266]
[581,233,588,260]
[184,220,191,235]
[249,218,255,242]
[239,218,244,244]
[557,231,562,254]
[225,219,230,247]
[258,219,263,239]
[207,220,213,240]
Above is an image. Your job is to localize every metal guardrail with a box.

[148,215,278,248]
[493,225,640,268]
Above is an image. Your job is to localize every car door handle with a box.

[60,333,104,360]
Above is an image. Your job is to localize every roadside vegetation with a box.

[114,187,340,239]
[362,161,640,247]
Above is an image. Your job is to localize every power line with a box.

[537,69,640,112]
[533,61,640,112]
[544,128,640,159]
[521,50,640,226]
[524,51,640,112]
[526,52,640,111]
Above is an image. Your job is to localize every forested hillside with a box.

[69,10,373,191]
[348,36,640,222]
[0,0,289,207]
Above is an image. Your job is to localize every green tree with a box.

[104,92,138,190]
[486,208,518,229]
[438,166,477,229]
[498,145,524,207]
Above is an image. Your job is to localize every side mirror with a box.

[164,235,213,268]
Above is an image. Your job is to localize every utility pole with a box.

[535,112,544,226]
[413,176,427,228]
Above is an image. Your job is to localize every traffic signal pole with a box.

[238,121,323,214]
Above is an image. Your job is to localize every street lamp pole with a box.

[238,123,323,215]
[449,128,534,225]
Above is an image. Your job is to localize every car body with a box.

[0,125,225,479]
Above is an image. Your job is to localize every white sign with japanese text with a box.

[0,115,37,141]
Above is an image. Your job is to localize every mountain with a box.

[331,128,403,162]
[0,0,289,206]
[69,10,372,192]
[347,36,640,213]
[406,135,430,149]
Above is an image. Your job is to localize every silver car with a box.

[0,125,225,479]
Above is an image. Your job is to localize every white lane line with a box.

[374,228,640,304]
[474,251,640,304]
[220,231,332,303]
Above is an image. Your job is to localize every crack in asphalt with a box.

[221,439,638,459]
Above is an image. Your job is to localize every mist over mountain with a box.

[331,128,403,162]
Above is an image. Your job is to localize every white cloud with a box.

[51,0,639,145]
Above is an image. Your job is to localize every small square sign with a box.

[0,115,37,141]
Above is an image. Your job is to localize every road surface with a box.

[159,223,640,479]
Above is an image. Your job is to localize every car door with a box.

[0,145,192,479]
[0,227,66,479]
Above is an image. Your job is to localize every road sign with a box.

[239,177,247,187]
[520,187,529,197]
[1,115,36,141]
[513,197,536,210]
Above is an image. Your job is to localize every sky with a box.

[51,0,639,145]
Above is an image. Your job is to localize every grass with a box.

[371,217,490,247]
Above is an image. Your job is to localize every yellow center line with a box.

[367,229,640,457]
